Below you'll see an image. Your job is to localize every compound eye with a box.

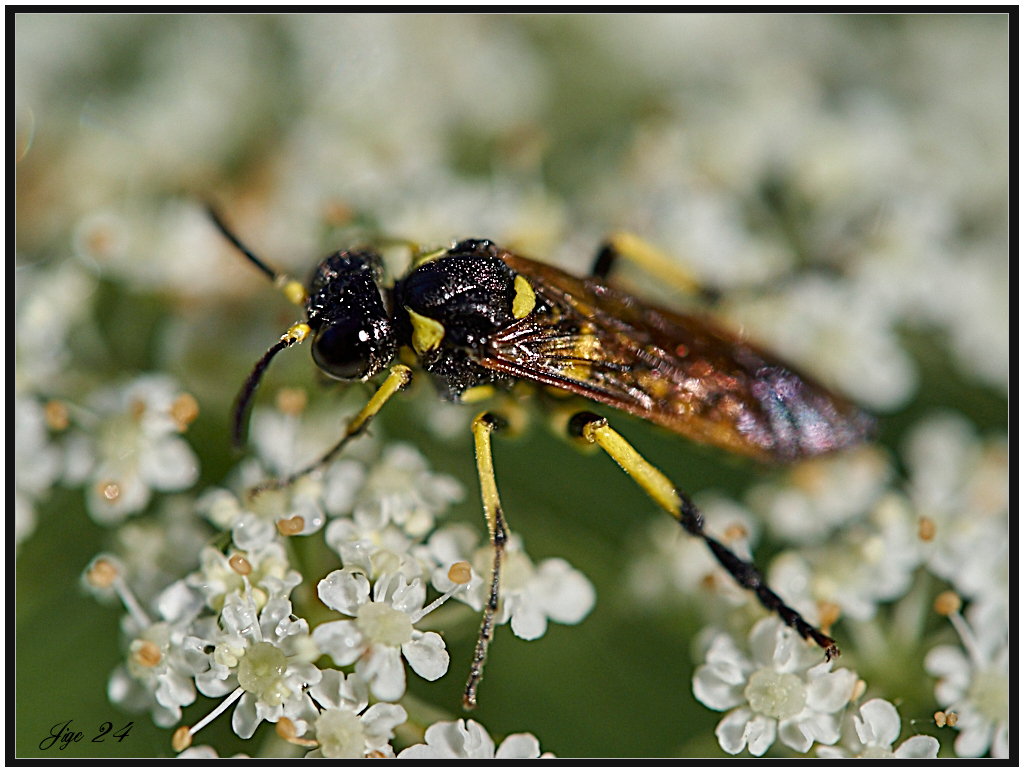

[312,319,388,381]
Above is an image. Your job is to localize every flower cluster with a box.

[16,14,1006,760]
[77,400,591,757]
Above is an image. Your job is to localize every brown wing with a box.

[487,251,874,463]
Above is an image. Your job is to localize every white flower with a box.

[191,593,321,740]
[768,492,923,623]
[747,445,892,545]
[903,413,1009,618]
[333,443,463,539]
[82,375,201,525]
[187,542,301,612]
[311,570,451,701]
[924,604,1009,758]
[429,526,595,640]
[692,617,858,756]
[817,698,940,758]
[304,669,407,758]
[14,395,64,542]
[397,718,550,759]
[324,515,431,583]
[232,458,327,538]
[106,581,209,728]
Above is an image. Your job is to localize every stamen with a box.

[44,400,70,431]
[411,564,471,624]
[99,480,121,502]
[184,686,245,741]
[86,558,119,589]
[132,639,162,668]
[276,717,318,747]
[228,554,252,576]
[448,561,472,585]
[277,516,305,536]
[170,393,200,432]
[172,726,192,752]
[89,560,151,629]
[944,604,985,669]
[933,590,961,616]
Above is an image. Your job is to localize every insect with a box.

[209,208,874,709]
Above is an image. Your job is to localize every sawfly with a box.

[209,208,874,709]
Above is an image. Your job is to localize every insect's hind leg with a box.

[248,364,412,498]
[568,410,840,659]
[463,412,510,711]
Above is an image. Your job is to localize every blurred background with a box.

[15,14,1008,758]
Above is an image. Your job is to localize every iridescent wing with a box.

[486,250,874,463]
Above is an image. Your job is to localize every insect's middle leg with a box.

[463,411,510,711]
[568,410,840,659]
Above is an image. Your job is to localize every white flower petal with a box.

[360,702,408,746]
[692,663,747,711]
[804,664,856,713]
[323,460,366,516]
[783,710,840,751]
[195,670,235,698]
[510,602,548,641]
[358,644,407,702]
[777,715,814,753]
[416,719,495,758]
[139,436,200,491]
[856,698,901,748]
[318,570,370,615]
[308,668,368,713]
[496,733,541,759]
[402,632,450,681]
[289,492,325,535]
[532,558,596,624]
[715,707,754,755]
[895,735,940,759]
[390,576,426,615]
[954,719,994,758]
[232,692,261,739]
[744,713,778,757]
[992,721,1009,759]
[923,644,971,681]
[312,620,365,666]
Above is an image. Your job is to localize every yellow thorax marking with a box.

[512,275,536,319]
[411,247,448,268]
[406,307,445,355]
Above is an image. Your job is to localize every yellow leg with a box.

[249,364,412,497]
[463,412,510,710]
[592,231,703,298]
[569,411,840,659]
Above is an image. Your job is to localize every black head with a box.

[306,250,397,381]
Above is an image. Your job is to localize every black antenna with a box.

[207,204,278,282]
[208,204,312,449]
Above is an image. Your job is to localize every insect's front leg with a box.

[463,411,510,710]
[568,410,840,660]
[248,364,412,498]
